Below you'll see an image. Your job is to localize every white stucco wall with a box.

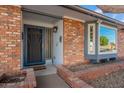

[53,20,63,65]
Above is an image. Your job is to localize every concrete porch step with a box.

[35,64,57,76]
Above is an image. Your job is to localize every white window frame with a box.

[88,23,96,55]
[98,24,117,54]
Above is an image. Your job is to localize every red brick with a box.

[63,18,89,65]
[118,29,124,60]
[0,5,21,73]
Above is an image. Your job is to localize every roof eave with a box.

[61,5,124,26]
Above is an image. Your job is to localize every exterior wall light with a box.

[53,26,58,33]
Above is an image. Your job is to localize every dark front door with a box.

[24,25,45,66]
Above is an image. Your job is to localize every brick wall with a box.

[0,6,21,73]
[63,18,88,65]
[118,29,124,60]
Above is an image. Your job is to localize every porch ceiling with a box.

[23,11,59,24]
[22,5,97,22]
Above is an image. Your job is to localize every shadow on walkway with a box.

[36,74,70,88]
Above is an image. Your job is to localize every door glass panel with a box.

[27,28,42,63]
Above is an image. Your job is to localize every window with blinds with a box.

[44,28,53,59]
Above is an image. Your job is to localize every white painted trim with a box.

[88,23,96,55]
[23,19,54,28]
[98,24,118,55]
[63,16,85,23]
[98,22,100,55]
[100,24,117,31]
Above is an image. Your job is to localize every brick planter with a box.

[57,62,124,88]
[0,68,36,88]
[57,65,92,88]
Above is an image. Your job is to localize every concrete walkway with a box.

[36,74,70,88]
[35,64,70,88]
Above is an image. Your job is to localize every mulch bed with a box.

[67,61,119,72]
[83,69,124,88]
[0,68,36,88]
[0,73,26,83]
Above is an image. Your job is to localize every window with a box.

[88,24,95,54]
[99,25,117,54]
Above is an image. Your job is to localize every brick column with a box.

[118,29,124,60]
[0,6,21,73]
[63,18,88,65]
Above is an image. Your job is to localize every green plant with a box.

[100,36,109,46]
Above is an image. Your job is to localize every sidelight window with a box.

[88,24,96,54]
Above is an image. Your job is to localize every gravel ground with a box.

[84,69,124,88]
[67,61,119,72]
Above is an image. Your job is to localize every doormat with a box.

[33,66,46,71]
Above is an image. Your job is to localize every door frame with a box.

[23,24,45,67]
